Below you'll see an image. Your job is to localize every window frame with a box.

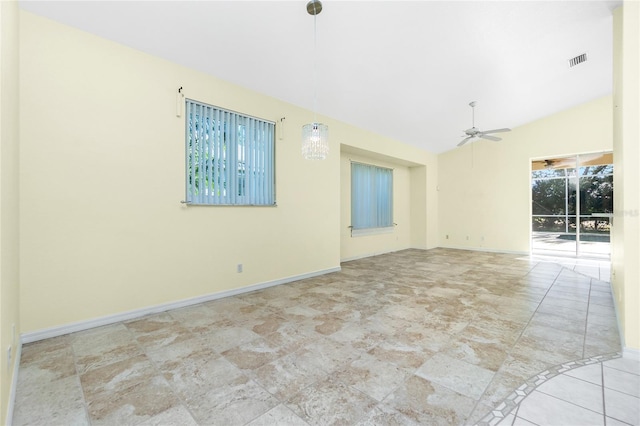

[184,99,276,206]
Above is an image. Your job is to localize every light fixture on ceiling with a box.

[301,0,329,160]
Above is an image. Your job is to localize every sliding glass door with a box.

[577,158,613,256]
[531,153,613,258]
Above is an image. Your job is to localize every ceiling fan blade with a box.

[457,136,473,147]
[482,128,511,134]
[479,134,501,141]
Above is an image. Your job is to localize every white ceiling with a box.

[19,0,620,154]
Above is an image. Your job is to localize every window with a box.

[351,162,393,235]
[185,99,275,205]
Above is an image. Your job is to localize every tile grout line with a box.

[583,277,594,360]
[510,401,522,426]
[535,382,608,416]
[478,262,563,423]
[502,261,562,354]
[137,322,203,426]
[604,363,640,377]
[150,317,221,425]
[460,260,535,419]
[106,319,198,425]
[475,352,622,426]
[474,259,618,426]
[68,334,93,425]
[467,259,556,423]
[601,362,609,426]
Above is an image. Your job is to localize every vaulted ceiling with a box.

[20,0,620,153]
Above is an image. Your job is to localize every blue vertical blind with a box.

[351,162,393,229]
[186,100,275,205]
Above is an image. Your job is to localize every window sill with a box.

[351,226,394,237]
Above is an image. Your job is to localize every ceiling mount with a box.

[306,0,323,16]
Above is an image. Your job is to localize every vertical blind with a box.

[186,100,275,205]
[351,162,393,229]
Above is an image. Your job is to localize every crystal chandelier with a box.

[302,123,328,160]
[302,0,329,160]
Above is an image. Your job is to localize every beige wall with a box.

[410,165,428,250]
[18,11,342,333]
[612,4,640,354]
[0,0,21,422]
[18,11,438,335]
[438,96,613,253]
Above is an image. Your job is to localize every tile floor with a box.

[13,248,633,425]
[529,254,612,283]
[496,356,640,426]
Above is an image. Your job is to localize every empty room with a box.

[1,0,638,425]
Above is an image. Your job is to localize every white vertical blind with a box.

[186,100,275,205]
[351,162,393,230]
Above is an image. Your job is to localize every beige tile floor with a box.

[13,248,631,425]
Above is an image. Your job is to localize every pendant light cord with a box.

[313,12,318,124]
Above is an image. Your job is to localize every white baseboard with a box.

[5,340,22,426]
[342,246,528,264]
[21,266,340,344]
[341,247,408,263]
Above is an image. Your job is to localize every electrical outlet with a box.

[466,236,469,240]
[445,235,449,239]
[7,346,12,370]
[237,264,243,273]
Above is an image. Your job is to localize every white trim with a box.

[341,247,407,263]
[21,266,340,344]
[623,347,640,361]
[351,226,394,237]
[342,246,529,264]
[6,340,21,426]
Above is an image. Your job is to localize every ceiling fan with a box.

[457,101,511,147]
[531,153,611,170]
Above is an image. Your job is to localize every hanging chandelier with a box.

[302,0,329,160]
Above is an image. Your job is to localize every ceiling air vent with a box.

[568,53,587,68]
